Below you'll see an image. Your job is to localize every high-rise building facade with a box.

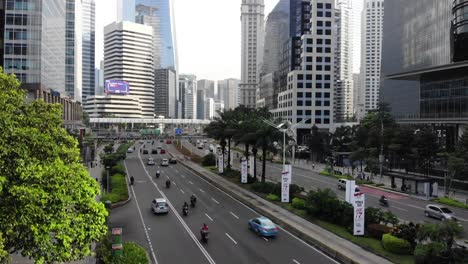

[240,0,265,108]
[196,89,206,120]
[81,0,96,101]
[204,97,215,120]
[65,0,81,102]
[2,1,69,99]
[358,0,384,114]
[217,78,240,110]
[135,3,161,69]
[104,21,154,118]
[273,0,336,138]
[334,0,354,122]
[381,0,468,120]
[179,74,197,119]
[197,79,215,99]
[117,0,136,22]
[155,68,178,118]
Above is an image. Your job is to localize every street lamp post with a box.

[106,166,110,193]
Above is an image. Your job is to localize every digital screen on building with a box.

[105,80,130,95]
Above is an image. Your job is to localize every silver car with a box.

[152,198,169,214]
[424,204,455,221]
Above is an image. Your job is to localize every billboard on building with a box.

[105,80,130,95]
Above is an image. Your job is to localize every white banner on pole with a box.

[281,165,292,202]
[345,180,356,204]
[241,158,248,183]
[353,193,365,236]
[249,156,254,177]
[218,154,224,174]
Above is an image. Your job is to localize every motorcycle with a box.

[190,197,197,208]
[183,206,189,216]
[166,180,171,188]
[200,230,209,243]
[130,176,134,185]
[379,198,389,207]
[156,171,161,178]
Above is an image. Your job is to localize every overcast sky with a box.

[95,0,363,81]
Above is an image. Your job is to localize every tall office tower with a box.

[81,0,96,101]
[217,78,240,110]
[155,68,178,118]
[240,0,265,108]
[197,79,215,99]
[214,100,225,117]
[65,0,82,102]
[273,0,335,138]
[2,1,71,99]
[136,3,161,69]
[257,0,289,109]
[334,0,354,122]
[359,0,384,113]
[117,0,136,22]
[381,0,468,120]
[179,74,197,119]
[204,98,215,120]
[104,21,154,117]
[197,89,206,119]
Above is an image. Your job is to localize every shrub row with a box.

[250,182,304,200]
[101,173,128,203]
[96,234,149,264]
[382,234,413,255]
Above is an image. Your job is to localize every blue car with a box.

[248,217,279,237]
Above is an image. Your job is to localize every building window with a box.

[316,92,322,98]
[315,101,322,106]
[315,110,322,115]
[315,118,322,124]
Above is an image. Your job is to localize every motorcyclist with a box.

[166,179,171,188]
[190,194,197,207]
[130,176,135,185]
[379,195,387,204]
[200,223,209,240]
[183,202,189,215]
[156,170,161,178]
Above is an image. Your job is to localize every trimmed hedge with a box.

[202,153,216,166]
[250,182,304,199]
[266,194,280,201]
[382,234,412,255]
[435,197,468,209]
[292,198,306,210]
[101,173,128,203]
[114,242,149,264]
[367,224,392,240]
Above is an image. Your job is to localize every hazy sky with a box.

[95,0,363,81]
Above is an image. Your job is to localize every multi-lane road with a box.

[181,139,468,235]
[121,141,338,264]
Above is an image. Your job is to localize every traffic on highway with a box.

[121,140,338,264]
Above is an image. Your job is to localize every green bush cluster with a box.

[414,242,449,264]
[202,153,216,166]
[391,223,419,248]
[435,197,468,209]
[291,198,306,210]
[382,234,413,255]
[306,189,354,228]
[101,173,128,203]
[367,224,392,240]
[266,194,280,201]
[114,242,149,264]
[250,182,303,200]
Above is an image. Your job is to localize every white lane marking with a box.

[293,259,301,264]
[205,213,214,222]
[199,188,205,193]
[392,205,408,212]
[189,180,194,185]
[166,175,170,180]
[180,189,185,194]
[176,162,340,264]
[175,169,179,173]
[230,212,239,219]
[173,182,177,186]
[181,175,186,178]
[137,151,216,264]
[263,237,269,242]
[225,233,238,245]
[124,160,159,264]
[211,198,220,204]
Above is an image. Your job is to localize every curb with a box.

[176,158,358,264]
[363,184,414,198]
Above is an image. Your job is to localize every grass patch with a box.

[313,220,415,264]
[101,173,129,203]
[319,170,353,180]
[434,197,468,209]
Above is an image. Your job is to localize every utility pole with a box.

[379,109,384,181]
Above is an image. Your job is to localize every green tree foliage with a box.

[114,242,149,264]
[0,68,108,263]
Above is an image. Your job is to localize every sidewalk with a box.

[174,154,393,264]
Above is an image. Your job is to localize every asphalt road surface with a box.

[124,141,338,264]
[181,139,468,236]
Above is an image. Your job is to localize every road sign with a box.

[175,128,182,135]
[241,158,248,183]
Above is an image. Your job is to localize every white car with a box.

[147,158,155,165]
[127,147,134,153]
[161,159,169,166]
[424,204,456,221]
[152,198,169,214]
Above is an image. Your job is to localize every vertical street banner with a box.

[218,154,224,174]
[249,156,254,177]
[353,192,365,236]
[241,157,248,183]
[345,180,356,204]
[281,165,292,202]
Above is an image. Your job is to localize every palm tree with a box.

[255,124,282,182]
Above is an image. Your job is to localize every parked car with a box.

[424,204,456,221]
[127,147,134,153]
[142,149,149,154]
[151,149,158,154]
[152,198,169,214]
[169,158,177,164]
[161,159,169,166]
[248,217,278,237]
[147,158,155,165]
